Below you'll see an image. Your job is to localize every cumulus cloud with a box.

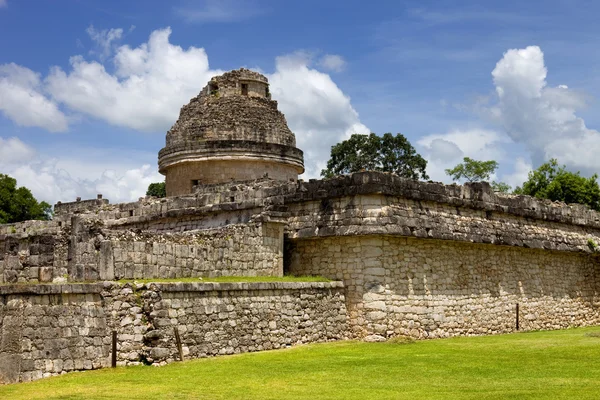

[501,157,532,189]
[268,52,369,177]
[1,27,369,184]
[490,45,600,175]
[318,54,346,72]
[0,63,68,132]
[0,137,36,165]
[86,25,123,60]
[0,137,162,205]
[417,128,510,182]
[45,27,221,132]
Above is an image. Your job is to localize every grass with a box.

[2,327,600,399]
[116,275,330,284]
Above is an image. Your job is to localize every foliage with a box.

[146,182,166,198]
[445,157,498,182]
[491,181,512,193]
[514,159,600,211]
[3,327,600,399]
[321,133,429,180]
[445,157,511,193]
[0,174,51,224]
[588,238,598,253]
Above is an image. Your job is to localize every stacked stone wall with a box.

[139,282,346,363]
[0,281,346,384]
[54,198,109,216]
[0,217,285,284]
[0,284,108,383]
[104,222,284,280]
[287,235,600,339]
[0,233,68,284]
[285,193,600,253]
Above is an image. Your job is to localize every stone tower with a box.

[158,68,305,196]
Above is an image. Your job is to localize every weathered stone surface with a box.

[158,68,304,195]
[0,281,346,383]
[288,235,600,339]
[0,354,21,384]
[364,334,387,342]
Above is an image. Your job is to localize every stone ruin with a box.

[1,69,600,384]
[158,68,304,196]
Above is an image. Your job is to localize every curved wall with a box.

[165,160,300,196]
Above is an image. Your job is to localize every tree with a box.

[321,133,429,180]
[0,174,52,224]
[445,157,511,193]
[514,159,600,211]
[146,182,166,198]
[445,157,498,182]
[490,181,512,194]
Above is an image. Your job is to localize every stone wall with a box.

[103,222,284,280]
[139,282,346,363]
[164,158,299,196]
[287,235,600,339]
[0,284,108,383]
[284,174,600,254]
[54,198,109,216]
[0,281,346,384]
[0,216,285,284]
[0,233,68,284]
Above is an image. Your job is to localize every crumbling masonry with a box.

[1,69,599,384]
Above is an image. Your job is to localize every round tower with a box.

[158,68,304,196]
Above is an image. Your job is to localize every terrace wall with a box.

[0,281,346,384]
[287,236,600,339]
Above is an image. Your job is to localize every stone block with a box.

[39,267,53,282]
[0,354,22,384]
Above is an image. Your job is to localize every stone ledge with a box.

[286,172,600,229]
[158,140,304,171]
[148,281,344,292]
[0,281,344,295]
[0,283,104,295]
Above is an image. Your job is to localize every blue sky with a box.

[1,0,599,204]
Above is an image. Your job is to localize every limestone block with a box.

[0,354,22,384]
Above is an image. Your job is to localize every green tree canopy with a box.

[0,174,52,224]
[514,159,600,211]
[146,182,166,198]
[320,133,429,180]
[445,157,511,193]
[445,157,499,182]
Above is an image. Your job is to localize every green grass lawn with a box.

[2,327,600,400]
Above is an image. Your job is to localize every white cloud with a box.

[173,0,265,23]
[0,63,68,132]
[0,0,6,8]
[417,128,510,182]
[501,157,532,189]
[0,137,36,165]
[86,25,123,60]
[46,28,221,132]
[318,54,346,72]
[2,27,369,184]
[268,53,369,177]
[0,137,162,205]
[490,45,600,175]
